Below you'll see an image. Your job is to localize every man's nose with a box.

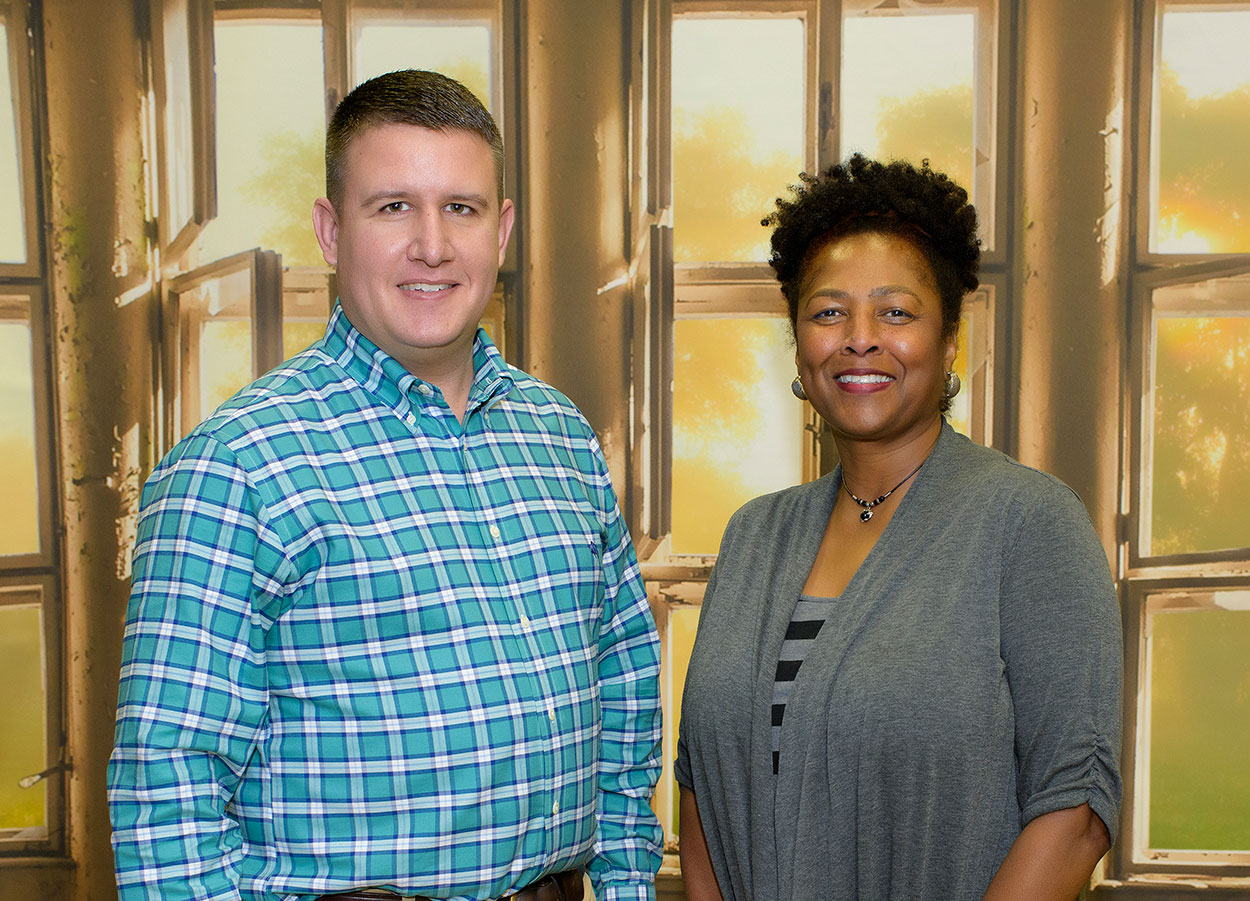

[406,210,452,265]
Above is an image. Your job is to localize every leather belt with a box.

[318,868,584,901]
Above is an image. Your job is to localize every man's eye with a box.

[446,202,472,215]
[382,201,409,213]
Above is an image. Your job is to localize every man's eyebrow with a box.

[444,192,493,209]
[358,190,494,209]
[359,190,408,207]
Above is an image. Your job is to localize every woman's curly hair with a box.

[765,154,981,336]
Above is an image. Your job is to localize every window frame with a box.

[0,2,63,857]
[1112,577,1250,887]
[0,573,64,855]
[636,1,1015,858]
[162,247,282,445]
[636,0,1013,564]
[952,277,998,448]
[157,0,518,443]
[1125,260,1250,573]
[835,0,1008,262]
[655,0,818,565]
[0,0,41,278]
[1135,0,1250,266]
[1102,0,1250,889]
[150,0,217,261]
[344,0,502,115]
[0,287,57,571]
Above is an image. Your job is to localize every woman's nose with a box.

[844,311,880,354]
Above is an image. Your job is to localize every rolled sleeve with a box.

[586,448,663,900]
[108,434,280,900]
[999,484,1123,839]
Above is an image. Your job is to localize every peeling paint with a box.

[112,424,141,580]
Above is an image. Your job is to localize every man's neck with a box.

[409,349,477,423]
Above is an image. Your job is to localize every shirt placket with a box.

[460,402,564,861]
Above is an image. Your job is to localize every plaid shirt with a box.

[108,306,662,901]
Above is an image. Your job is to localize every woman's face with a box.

[794,231,956,446]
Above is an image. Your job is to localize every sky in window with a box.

[0,21,26,263]
[1156,9,1250,254]
[671,17,804,160]
[0,320,37,556]
[354,22,492,105]
[840,13,974,164]
[201,21,325,266]
[671,17,804,261]
[1162,9,1250,98]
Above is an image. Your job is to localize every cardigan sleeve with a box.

[997,481,1123,838]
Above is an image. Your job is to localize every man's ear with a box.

[496,198,516,266]
[312,197,340,266]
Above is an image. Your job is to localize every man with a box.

[108,70,662,901]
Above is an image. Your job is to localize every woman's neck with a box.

[834,418,944,499]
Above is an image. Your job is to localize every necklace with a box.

[842,457,928,523]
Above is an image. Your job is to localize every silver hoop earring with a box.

[944,370,961,400]
[791,375,807,400]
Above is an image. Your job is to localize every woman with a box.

[674,155,1122,900]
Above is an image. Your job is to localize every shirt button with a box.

[418,383,433,396]
[489,525,501,539]
[552,801,560,815]
[520,615,531,630]
[548,706,556,722]
[404,413,415,426]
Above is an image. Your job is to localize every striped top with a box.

[108,305,663,901]
[772,594,839,774]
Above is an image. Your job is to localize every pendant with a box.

[860,509,873,523]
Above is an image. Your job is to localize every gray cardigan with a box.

[674,423,1122,900]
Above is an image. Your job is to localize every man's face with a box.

[313,123,514,379]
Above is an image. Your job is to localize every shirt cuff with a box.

[596,880,656,901]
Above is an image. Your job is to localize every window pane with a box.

[282,290,330,361]
[353,18,493,109]
[948,287,993,445]
[0,594,46,833]
[201,21,325,267]
[1146,591,1250,851]
[181,267,254,429]
[1148,306,1250,555]
[667,603,699,833]
[841,13,975,197]
[0,19,27,264]
[200,318,251,417]
[1154,7,1250,253]
[672,17,804,263]
[0,313,39,556]
[672,317,803,554]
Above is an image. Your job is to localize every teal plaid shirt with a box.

[108,306,662,901]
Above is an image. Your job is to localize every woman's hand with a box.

[982,802,1110,900]
[678,786,725,901]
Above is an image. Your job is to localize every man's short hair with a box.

[325,69,505,210]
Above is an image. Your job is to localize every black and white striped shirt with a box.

[772,594,839,774]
